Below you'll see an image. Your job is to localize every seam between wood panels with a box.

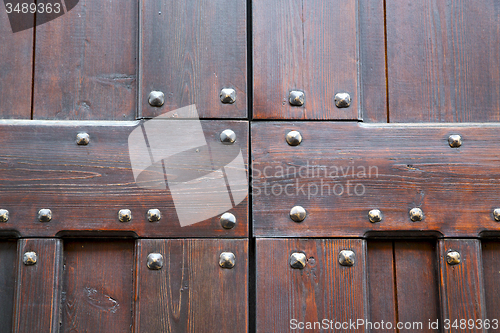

[392,241,400,333]
[383,0,390,123]
[30,1,37,120]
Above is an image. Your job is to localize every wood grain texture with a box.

[252,122,500,237]
[256,239,367,332]
[134,239,248,333]
[481,240,500,324]
[253,0,358,119]
[61,240,134,333]
[0,120,248,237]
[140,0,247,119]
[13,238,63,333]
[0,240,17,332]
[387,0,500,122]
[32,0,137,120]
[439,239,486,332]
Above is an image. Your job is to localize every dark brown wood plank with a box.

[13,238,63,332]
[481,240,500,325]
[0,240,18,332]
[387,0,500,122]
[253,0,358,120]
[140,0,247,119]
[32,0,137,120]
[439,239,486,332]
[135,239,248,332]
[60,240,134,333]
[256,239,367,332]
[0,120,248,237]
[252,122,500,237]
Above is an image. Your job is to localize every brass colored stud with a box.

[118,209,132,223]
[76,132,90,145]
[0,209,9,223]
[446,250,461,265]
[335,92,351,108]
[147,209,161,222]
[285,131,302,146]
[289,90,305,106]
[219,252,236,269]
[368,209,383,223]
[493,208,500,222]
[289,206,307,222]
[148,91,165,107]
[220,212,236,229]
[38,209,52,222]
[23,252,37,266]
[409,207,424,222]
[220,88,236,104]
[147,253,164,270]
[220,129,236,145]
[338,250,355,266]
[448,134,462,148]
[289,252,307,269]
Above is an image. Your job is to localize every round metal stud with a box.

[493,208,500,222]
[289,90,305,106]
[335,92,351,108]
[148,91,165,107]
[147,209,161,222]
[285,130,302,146]
[38,209,52,222]
[118,209,132,223]
[446,250,461,265]
[289,252,307,269]
[409,207,424,222]
[146,253,164,270]
[220,129,236,145]
[220,88,236,104]
[23,251,37,266]
[338,250,355,266]
[76,132,90,145]
[448,134,463,148]
[219,252,236,269]
[0,209,9,223]
[220,212,236,229]
[368,209,383,223]
[289,206,307,222]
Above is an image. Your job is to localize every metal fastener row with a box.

[148,89,237,107]
[146,251,236,270]
[289,250,355,269]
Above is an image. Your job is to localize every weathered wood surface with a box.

[135,239,248,332]
[253,122,500,237]
[481,240,500,325]
[0,240,17,332]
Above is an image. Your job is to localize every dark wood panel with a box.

[252,122,500,237]
[140,0,247,119]
[0,120,248,237]
[135,239,248,332]
[482,240,500,324]
[32,0,137,120]
[253,0,358,120]
[387,0,500,122]
[13,239,63,332]
[0,240,17,332]
[256,239,367,332]
[439,239,486,332]
[61,240,134,332]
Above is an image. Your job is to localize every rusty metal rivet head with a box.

[118,209,132,223]
[286,130,302,146]
[220,129,236,145]
[219,252,236,269]
[290,206,307,222]
[289,90,305,106]
[338,250,355,266]
[446,250,461,265]
[335,92,351,108]
[76,132,90,145]
[220,212,236,229]
[493,208,500,222]
[0,209,9,223]
[148,91,165,107]
[147,253,164,270]
[38,209,52,222]
[409,207,424,222]
[220,88,236,104]
[147,209,161,222]
[289,252,307,269]
[448,134,463,148]
[23,252,37,266]
[368,209,383,223]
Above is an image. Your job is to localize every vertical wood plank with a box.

[32,0,138,120]
[253,0,358,120]
[134,239,248,333]
[60,240,135,333]
[481,240,500,324]
[14,238,63,333]
[0,240,18,332]
[140,0,247,119]
[439,239,486,333]
[256,239,367,332]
